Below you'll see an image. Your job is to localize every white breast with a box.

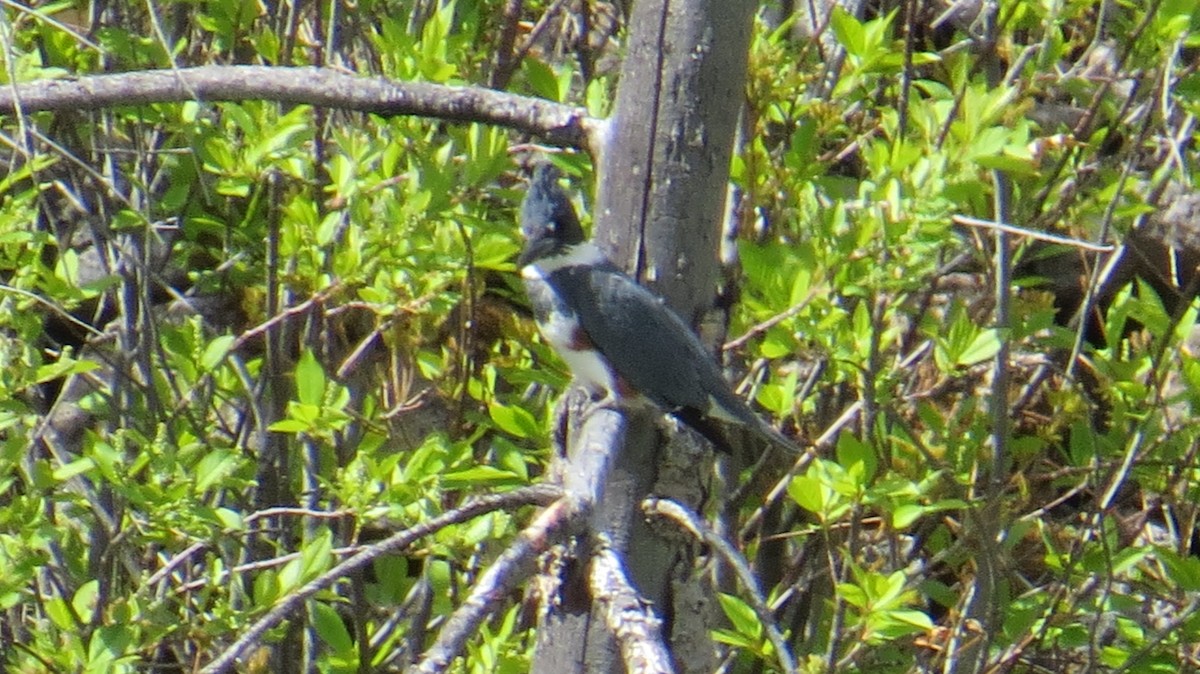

[522,260,620,399]
[535,297,620,398]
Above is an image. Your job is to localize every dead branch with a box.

[0,65,602,154]
[588,539,674,674]
[410,496,586,674]
[199,485,562,674]
[414,401,625,672]
[645,498,797,674]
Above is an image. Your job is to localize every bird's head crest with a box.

[519,163,585,264]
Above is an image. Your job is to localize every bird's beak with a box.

[517,235,558,267]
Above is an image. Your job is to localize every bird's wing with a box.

[552,265,750,421]
[549,264,802,455]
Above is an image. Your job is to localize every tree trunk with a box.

[531,0,755,671]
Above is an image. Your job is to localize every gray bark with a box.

[532,0,755,672]
[596,0,753,320]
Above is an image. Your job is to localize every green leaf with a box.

[835,432,877,483]
[585,77,612,117]
[201,335,236,371]
[494,436,531,481]
[488,402,540,439]
[247,112,311,166]
[876,608,934,634]
[717,593,761,639]
[973,153,1039,175]
[956,328,1002,367]
[1157,549,1200,592]
[296,349,325,406]
[836,582,868,608]
[254,569,280,606]
[788,475,829,515]
[72,579,99,623]
[369,555,410,602]
[268,418,311,433]
[52,457,95,482]
[878,570,907,606]
[892,503,924,529]
[311,601,354,654]
[35,356,101,384]
[1174,298,1200,345]
[830,6,866,57]
[86,624,133,671]
[443,465,524,488]
[1103,284,1133,342]
[215,507,244,530]
[1132,278,1171,337]
[759,329,795,359]
[302,528,335,578]
[473,232,520,270]
[194,450,242,494]
[45,596,74,630]
[1110,546,1153,577]
[712,628,758,650]
[523,58,562,102]
[316,211,342,247]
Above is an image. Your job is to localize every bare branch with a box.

[587,539,673,674]
[950,214,1116,253]
[199,485,562,674]
[414,401,623,673]
[410,496,586,674]
[646,498,797,674]
[0,65,603,153]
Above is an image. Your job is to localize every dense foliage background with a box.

[1,0,1199,672]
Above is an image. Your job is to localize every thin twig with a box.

[1063,93,1154,381]
[0,0,104,53]
[146,542,208,588]
[0,283,109,339]
[199,485,561,674]
[951,215,1115,253]
[737,401,851,537]
[243,506,354,524]
[1112,597,1200,674]
[723,285,824,352]
[646,498,797,674]
[493,0,572,90]
[176,545,367,594]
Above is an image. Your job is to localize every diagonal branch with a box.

[410,496,587,674]
[646,498,797,674]
[198,485,562,674]
[413,401,624,673]
[0,65,603,153]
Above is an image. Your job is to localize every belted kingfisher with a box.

[518,164,798,455]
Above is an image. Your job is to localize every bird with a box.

[517,163,799,455]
